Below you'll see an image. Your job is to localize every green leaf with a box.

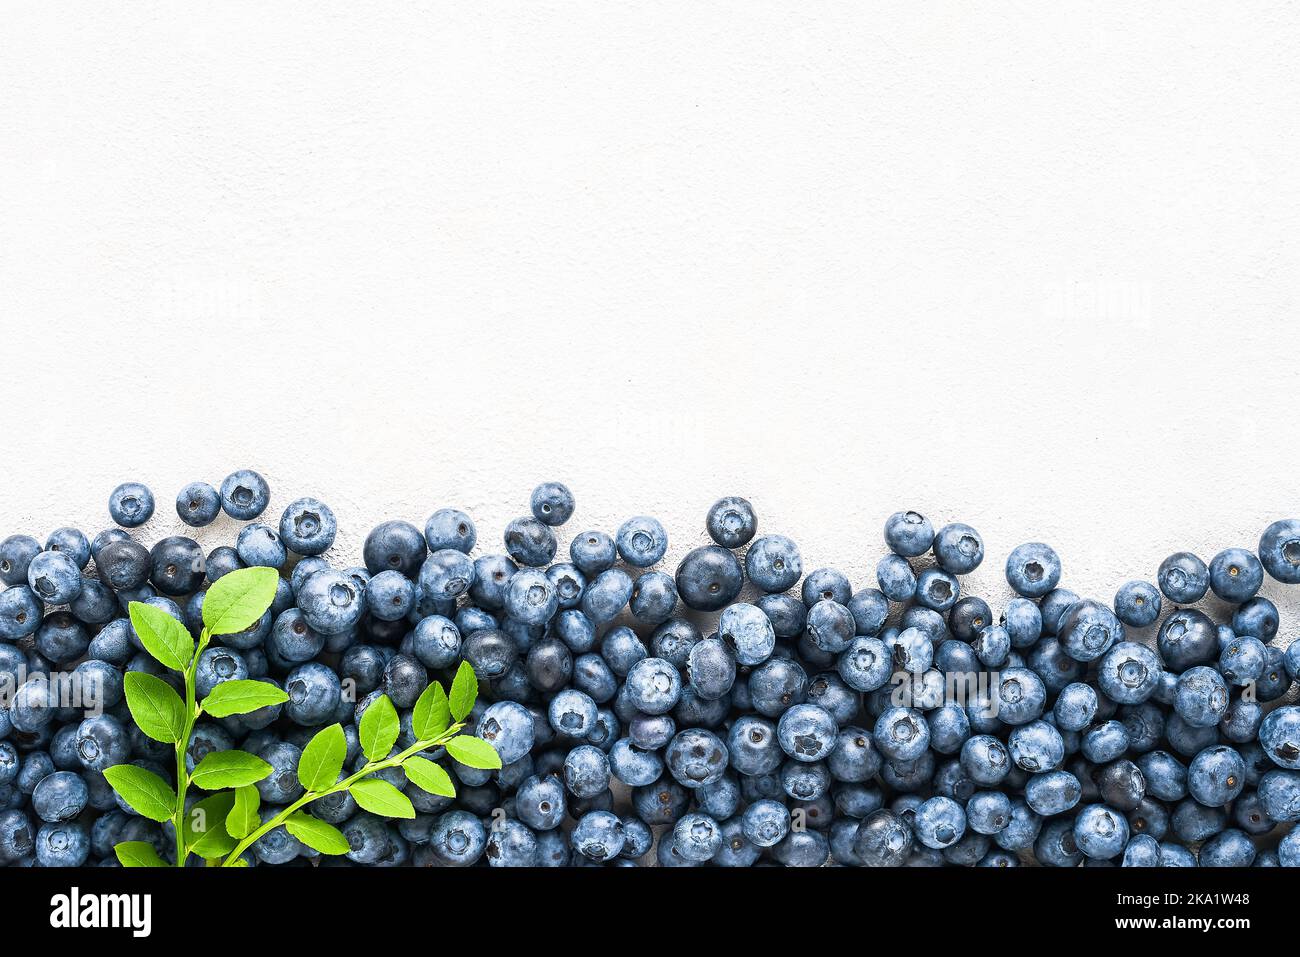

[184,792,238,858]
[202,566,280,636]
[201,679,289,718]
[444,735,502,770]
[284,812,350,855]
[226,785,261,840]
[123,672,186,744]
[190,750,273,790]
[358,694,399,762]
[298,724,346,792]
[103,765,175,822]
[449,660,478,722]
[349,778,415,819]
[402,755,456,797]
[412,682,451,741]
[128,601,195,672]
[114,841,166,867]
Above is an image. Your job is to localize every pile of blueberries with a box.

[2,470,1300,868]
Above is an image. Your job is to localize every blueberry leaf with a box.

[443,735,501,770]
[402,756,456,797]
[226,785,261,840]
[412,682,450,741]
[114,841,166,867]
[284,812,350,855]
[358,694,399,762]
[298,723,346,792]
[128,602,194,673]
[201,679,289,718]
[449,660,477,722]
[348,778,415,819]
[103,765,175,822]
[202,566,280,637]
[122,672,186,744]
[190,750,273,790]
[185,792,238,858]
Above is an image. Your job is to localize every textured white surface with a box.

[1,3,1298,631]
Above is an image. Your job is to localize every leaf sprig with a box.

[103,565,500,868]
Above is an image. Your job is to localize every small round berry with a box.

[530,482,575,526]
[1157,551,1209,604]
[108,483,155,528]
[1004,542,1061,598]
[706,496,757,549]
[176,482,221,527]
[219,469,270,521]
[1113,579,1161,628]
[1258,518,1300,584]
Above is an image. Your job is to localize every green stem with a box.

[171,629,210,867]
[219,723,464,866]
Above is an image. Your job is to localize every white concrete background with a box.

[1,2,1298,630]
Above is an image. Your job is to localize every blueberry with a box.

[504,517,557,567]
[107,482,155,528]
[1258,517,1300,584]
[174,481,220,528]
[989,603,1034,654]
[665,728,728,788]
[1219,635,1267,686]
[0,586,42,641]
[882,510,934,558]
[363,520,427,577]
[235,523,286,569]
[1004,542,1061,598]
[297,569,367,635]
[148,536,204,596]
[913,796,966,849]
[1232,595,1278,642]
[1204,547,1263,603]
[971,624,1010,668]
[579,568,633,624]
[874,708,930,761]
[562,745,610,798]
[992,668,1046,726]
[931,523,983,575]
[423,508,476,554]
[561,809,621,862]
[569,530,616,577]
[74,715,129,772]
[686,638,735,701]
[1259,706,1300,769]
[745,535,802,593]
[283,663,340,725]
[1008,721,1064,773]
[837,636,891,693]
[1157,609,1218,672]
[26,550,83,605]
[0,535,41,587]
[1113,579,1161,628]
[775,703,837,763]
[1174,666,1229,729]
[461,629,517,678]
[1157,551,1209,604]
[1097,641,1161,704]
[530,482,575,526]
[274,497,336,556]
[674,546,744,612]
[216,469,269,521]
[1025,770,1081,816]
[706,496,757,549]
[1056,599,1123,662]
[32,771,88,823]
[363,570,414,623]
[876,553,917,602]
[1073,804,1129,860]
[915,568,959,612]
[428,810,486,866]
